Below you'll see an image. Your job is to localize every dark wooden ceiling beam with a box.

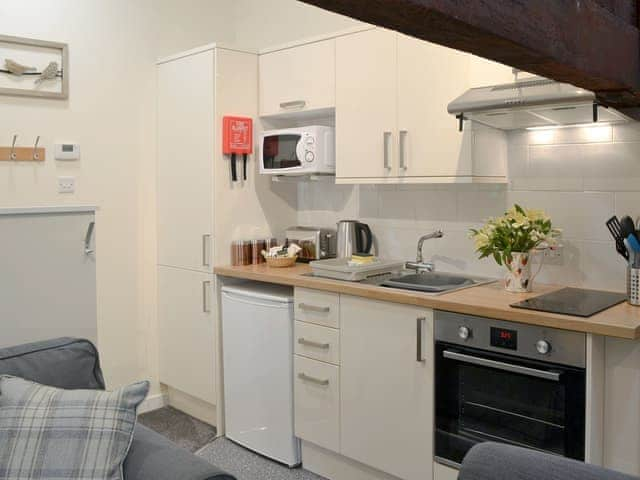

[300,0,640,118]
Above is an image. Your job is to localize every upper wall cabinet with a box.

[259,39,335,117]
[396,33,472,178]
[335,29,507,184]
[335,28,398,180]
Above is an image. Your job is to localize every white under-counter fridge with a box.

[221,282,300,466]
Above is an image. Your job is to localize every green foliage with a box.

[469,204,561,267]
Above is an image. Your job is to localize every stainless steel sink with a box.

[380,271,495,294]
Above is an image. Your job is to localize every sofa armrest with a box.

[124,425,235,480]
[459,443,638,480]
[0,338,104,390]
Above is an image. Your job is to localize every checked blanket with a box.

[0,375,148,480]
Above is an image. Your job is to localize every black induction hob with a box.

[510,287,627,317]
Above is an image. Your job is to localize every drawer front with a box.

[294,355,340,453]
[295,321,340,365]
[295,288,340,328]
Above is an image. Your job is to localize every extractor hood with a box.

[448,76,630,130]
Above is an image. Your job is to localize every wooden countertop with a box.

[214,264,640,339]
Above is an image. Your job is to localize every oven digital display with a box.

[490,327,518,350]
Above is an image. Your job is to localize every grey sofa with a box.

[0,337,235,480]
[459,442,638,480]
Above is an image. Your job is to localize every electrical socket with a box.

[57,176,75,193]
[543,245,563,265]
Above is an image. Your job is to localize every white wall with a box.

[154,0,236,57]
[0,0,157,391]
[231,0,363,50]
[154,0,364,57]
[299,123,640,292]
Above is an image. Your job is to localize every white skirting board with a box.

[138,392,168,415]
[301,441,400,480]
[164,385,217,427]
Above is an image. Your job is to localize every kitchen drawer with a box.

[294,288,340,328]
[295,321,340,365]
[294,355,340,453]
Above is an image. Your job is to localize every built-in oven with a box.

[434,310,586,469]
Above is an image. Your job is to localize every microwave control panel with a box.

[303,133,315,163]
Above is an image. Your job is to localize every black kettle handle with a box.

[356,223,373,254]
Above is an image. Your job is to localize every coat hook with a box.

[32,136,40,160]
[10,135,17,160]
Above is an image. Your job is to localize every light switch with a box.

[57,176,75,193]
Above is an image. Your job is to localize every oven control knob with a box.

[536,340,551,355]
[305,151,315,163]
[458,326,471,340]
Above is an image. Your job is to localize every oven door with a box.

[261,133,305,173]
[435,341,585,468]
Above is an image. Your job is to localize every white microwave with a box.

[259,126,335,175]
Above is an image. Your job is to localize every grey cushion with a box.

[459,442,639,480]
[124,425,235,480]
[0,338,104,390]
[0,375,149,480]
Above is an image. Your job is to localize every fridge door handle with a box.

[84,221,95,255]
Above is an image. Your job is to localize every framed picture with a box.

[0,34,68,99]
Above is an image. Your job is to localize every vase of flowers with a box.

[470,205,561,293]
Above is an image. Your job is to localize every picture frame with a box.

[0,34,68,99]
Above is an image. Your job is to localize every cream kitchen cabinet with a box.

[396,33,471,179]
[335,28,506,183]
[157,49,214,272]
[294,355,341,452]
[335,28,397,180]
[259,39,335,117]
[158,265,216,405]
[340,295,434,480]
[157,45,259,418]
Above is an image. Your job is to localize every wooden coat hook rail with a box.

[0,135,45,162]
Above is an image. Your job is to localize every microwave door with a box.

[262,134,303,172]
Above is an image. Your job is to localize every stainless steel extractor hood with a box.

[448,76,630,130]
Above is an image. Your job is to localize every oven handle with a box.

[443,350,561,382]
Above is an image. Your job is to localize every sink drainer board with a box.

[309,258,404,282]
[382,273,475,293]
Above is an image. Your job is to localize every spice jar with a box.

[251,239,266,264]
[231,240,253,266]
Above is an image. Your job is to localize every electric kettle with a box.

[336,220,373,258]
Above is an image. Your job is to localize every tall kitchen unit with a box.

[156,45,258,425]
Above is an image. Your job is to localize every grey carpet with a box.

[197,437,327,480]
[138,406,217,453]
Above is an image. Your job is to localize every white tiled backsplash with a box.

[297,123,640,291]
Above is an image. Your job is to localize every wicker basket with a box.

[265,256,297,268]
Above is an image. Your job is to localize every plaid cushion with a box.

[0,376,149,480]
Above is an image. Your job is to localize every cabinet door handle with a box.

[202,280,211,313]
[416,317,426,362]
[84,221,95,255]
[280,100,306,110]
[298,303,330,313]
[298,372,329,386]
[298,338,330,349]
[399,130,408,171]
[383,131,392,170]
[202,234,211,267]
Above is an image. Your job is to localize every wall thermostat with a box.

[55,143,80,161]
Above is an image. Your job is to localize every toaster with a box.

[285,227,337,262]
